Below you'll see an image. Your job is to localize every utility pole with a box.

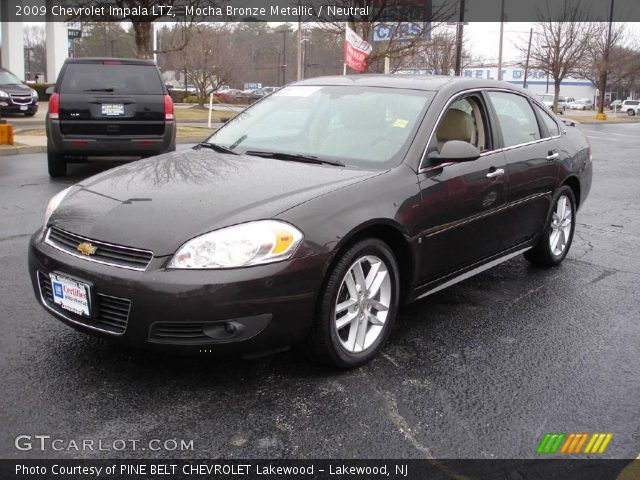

[597,0,615,119]
[297,20,303,81]
[281,30,287,86]
[497,0,505,80]
[454,0,465,76]
[523,28,533,89]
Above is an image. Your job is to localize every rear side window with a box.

[625,100,639,106]
[487,91,541,147]
[534,104,560,137]
[60,64,163,95]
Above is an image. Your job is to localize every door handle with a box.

[546,152,560,161]
[486,168,505,179]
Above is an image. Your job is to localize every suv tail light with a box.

[49,93,60,120]
[164,94,174,121]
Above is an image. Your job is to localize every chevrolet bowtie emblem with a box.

[76,242,97,256]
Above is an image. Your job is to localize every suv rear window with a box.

[60,64,163,95]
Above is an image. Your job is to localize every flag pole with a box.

[343,24,347,75]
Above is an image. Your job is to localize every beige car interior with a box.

[436,97,486,152]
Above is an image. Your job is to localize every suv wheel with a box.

[308,239,400,369]
[524,186,576,267]
[47,151,67,177]
[628,109,636,116]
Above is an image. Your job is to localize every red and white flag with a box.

[344,26,372,73]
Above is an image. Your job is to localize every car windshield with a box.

[207,85,433,168]
[0,70,22,85]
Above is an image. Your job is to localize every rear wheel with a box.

[47,151,67,177]
[524,186,576,267]
[308,239,400,369]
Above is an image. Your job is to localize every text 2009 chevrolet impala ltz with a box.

[29,75,592,368]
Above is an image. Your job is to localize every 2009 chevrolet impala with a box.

[29,75,592,368]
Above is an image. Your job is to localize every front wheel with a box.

[308,239,400,369]
[524,186,576,267]
[628,109,636,116]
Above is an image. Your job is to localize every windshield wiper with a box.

[195,142,239,155]
[244,150,344,167]
[84,88,114,92]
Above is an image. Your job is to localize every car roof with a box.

[63,57,158,66]
[294,74,529,93]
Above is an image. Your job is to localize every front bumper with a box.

[28,228,327,355]
[0,101,38,114]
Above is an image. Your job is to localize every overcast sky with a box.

[465,22,640,64]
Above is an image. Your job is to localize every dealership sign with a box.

[373,22,430,42]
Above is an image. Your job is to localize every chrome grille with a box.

[46,227,153,271]
[38,271,130,334]
[10,94,32,105]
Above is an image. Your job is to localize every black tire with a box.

[627,109,636,116]
[307,238,400,369]
[47,151,67,177]
[524,186,576,267]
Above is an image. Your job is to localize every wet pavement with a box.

[0,125,638,460]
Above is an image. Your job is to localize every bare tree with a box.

[23,25,46,80]
[60,0,206,58]
[519,0,597,112]
[165,25,247,105]
[580,22,628,110]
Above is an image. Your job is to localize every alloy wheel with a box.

[549,195,573,256]
[334,255,391,353]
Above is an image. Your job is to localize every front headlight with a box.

[31,89,39,100]
[0,90,8,98]
[168,220,303,269]
[44,187,72,226]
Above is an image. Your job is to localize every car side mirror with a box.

[45,86,54,95]
[430,141,481,163]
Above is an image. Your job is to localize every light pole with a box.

[497,0,505,80]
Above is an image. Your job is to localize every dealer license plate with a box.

[50,273,90,317]
[101,103,125,116]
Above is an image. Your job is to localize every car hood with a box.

[50,148,381,256]
[0,84,32,95]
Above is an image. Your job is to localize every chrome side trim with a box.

[418,87,561,173]
[416,247,532,300]
[36,271,125,336]
[419,191,552,239]
[44,227,152,272]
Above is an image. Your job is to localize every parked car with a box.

[609,99,623,111]
[213,89,243,102]
[538,94,573,114]
[0,67,39,116]
[261,86,279,95]
[45,58,176,177]
[568,98,594,110]
[620,100,640,116]
[29,76,592,368]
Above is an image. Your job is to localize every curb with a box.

[0,137,207,157]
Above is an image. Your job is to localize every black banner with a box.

[2,459,638,480]
[1,0,640,22]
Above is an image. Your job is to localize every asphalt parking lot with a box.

[0,124,638,460]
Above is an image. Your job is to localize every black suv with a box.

[0,67,39,116]
[46,58,176,177]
